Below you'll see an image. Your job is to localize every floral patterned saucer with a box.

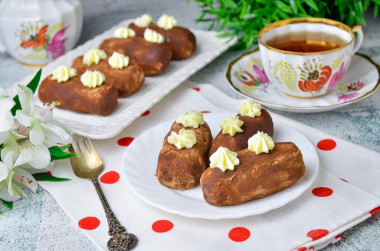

[226,50,380,113]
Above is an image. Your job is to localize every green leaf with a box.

[374,4,379,17]
[216,32,235,38]
[304,0,319,11]
[275,1,293,13]
[27,68,42,93]
[221,0,238,9]
[289,0,298,14]
[1,199,13,210]
[10,68,42,116]
[49,145,76,161]
[190,0,375,50]
[10,95,21,116]
[32,173,70,182]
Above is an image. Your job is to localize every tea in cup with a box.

[258,17,363,98]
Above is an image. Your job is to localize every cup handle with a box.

[352,25,363,54]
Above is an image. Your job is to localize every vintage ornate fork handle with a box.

[91,176,138,250]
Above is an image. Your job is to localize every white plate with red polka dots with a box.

[122,113,319,219]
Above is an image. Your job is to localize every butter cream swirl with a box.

[83,49,107,66]
[80,70,105,88]
[167,128,196,149]
[238,99,261,118]
[220,115,244,136]
[157,14,177,30]
[209,147,239,172]
[176,110,205,128]
[51,65,77,83]
[108,52,129,69]
[248,131,275,154]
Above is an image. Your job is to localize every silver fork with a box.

[69,134,137,250]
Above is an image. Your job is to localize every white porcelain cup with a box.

[0,0,83,66]
[258,17,363,98]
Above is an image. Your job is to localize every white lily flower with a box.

[15,139,51,170]
[1,131,26,163]
[14,85,70,147]
[0,152,33,202]
[0,87,16,134]
[0,83,71,202]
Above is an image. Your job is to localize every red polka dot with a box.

[298,247,307,251]
[100,171,120,184]
[339,178,348,183]
[317,139,336,151]
[57,143,64,145]
[152,220,173,233]
[118,137,134,146]
[307,229,329,241]
[228,227,250,242]
[141,110,150,116]
[193,87,200,92]
[309,247,314,251]
[36,171,53,181]
[335,234,343,240]
[201,111,211,113]
[78,217,100,230]
[312,187,333,197]
[370,206,380,216]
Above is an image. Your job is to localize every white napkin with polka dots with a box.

[38,82,380,251]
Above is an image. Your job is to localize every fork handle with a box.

[91,176,138,250]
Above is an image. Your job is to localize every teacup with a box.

[258,17,363,98]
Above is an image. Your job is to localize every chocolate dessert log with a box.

[208,108,274,158]
[129,14,196,60]
[201,142,306,206]
[72,52,145,98]
[38,68,118,116]
[157,111,212,190]
[99,35,172,76]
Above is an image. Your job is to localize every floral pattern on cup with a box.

[272,61,299,92]
[298,58,332,95]
[338,81,365,102]
[233,59,270,94]
[268,54,351,97]
[17,21,67,61]
[327,62,349,91]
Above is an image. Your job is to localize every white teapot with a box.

[0,0,82,66]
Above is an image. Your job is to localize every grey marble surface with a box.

[0,0,379,250]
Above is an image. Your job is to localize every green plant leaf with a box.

[191,0,376,50]
[216,32,235,38]
[1,199,13,210]
[221,0,237,9]
[375,4,379,17]
[10,95,21,116]
[32,173,70,182]
[289,0,298,14]
[27,68,42,93]
[10,68,42,116]
[304,0,319,11]
[49,145,76,161]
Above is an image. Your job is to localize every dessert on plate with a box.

[208,99,274,158]
[128,14,196,60]
[200,132,306,206]
[156,110,212,190]
[72,48,145,97]
[99,26,172,76]
[38,66,118,116]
